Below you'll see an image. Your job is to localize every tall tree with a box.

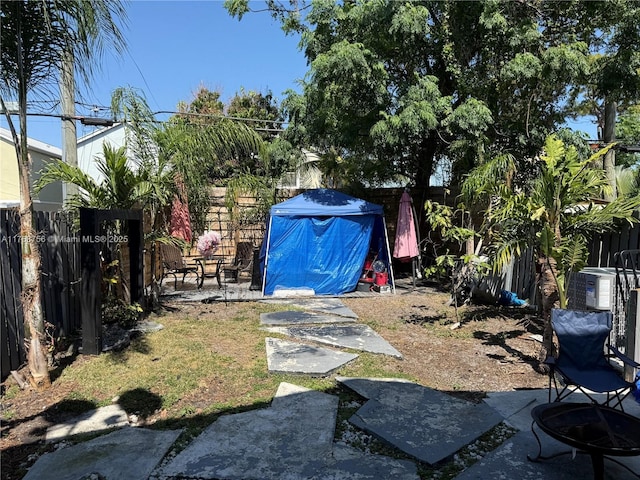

[614,105,640,171]
[227,87,283,138]
[0,0,126,388]
[226,0,597,189]
[565,1,640,199]
[224,88,305,226]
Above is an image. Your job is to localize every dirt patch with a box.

[0,285,548,479]
[341,289,547,400]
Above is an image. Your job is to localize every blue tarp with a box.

[262,189,392,296]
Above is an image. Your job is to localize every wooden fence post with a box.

[79,208,102,355]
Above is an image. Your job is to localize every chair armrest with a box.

[609,345,640,369]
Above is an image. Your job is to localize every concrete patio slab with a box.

[157,383,339,479]
[260,310,357,326]
[263,324,403,358]
[261,298,359,318]
[161,281,263,303]
[484,388,640,432]
[24,427,181,480]
[454,429,639,480]
[45,404,129,442]
[266,337,358,376]
[483,389,549,432]
[338,377,503,465]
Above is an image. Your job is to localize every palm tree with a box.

[1,0,126,388]
[37,141,176,306]
[463,135,640,359]
[156,116,264,235]
[108,87,268,307]
[36,143,162,209]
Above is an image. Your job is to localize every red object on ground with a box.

[375,272,388,285]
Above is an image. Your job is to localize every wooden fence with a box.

[505,216,640,305]
[1,209,82,379]
[4,191,639,380]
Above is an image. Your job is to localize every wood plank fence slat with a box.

[1,209,25,378]
[1,209,82,379]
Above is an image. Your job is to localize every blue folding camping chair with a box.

[546,309,640,411]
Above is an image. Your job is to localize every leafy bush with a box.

[102,295,143,329]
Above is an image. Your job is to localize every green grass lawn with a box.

[3,299,518,480]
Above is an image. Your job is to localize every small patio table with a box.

[193,256,223,288]
[528,402,640,480]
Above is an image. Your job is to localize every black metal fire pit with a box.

[529,402,640,480]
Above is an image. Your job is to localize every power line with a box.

[152,110,287,125]
[10,111,286,132]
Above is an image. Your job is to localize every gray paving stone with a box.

[132,320,164,333]
[454,429,640,480]
[24,427,181,480]
[266,337,358,376]
[339,377,503,465]
[261,298,359,318]
[260,310,357,326]
[483,389,549,432]
[45,404,129,442]
[157,383,339,479]
[263,324,403,358]
[336,376,421,402]
[315,444,418,479]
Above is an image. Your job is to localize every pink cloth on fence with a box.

[169,195,192,244]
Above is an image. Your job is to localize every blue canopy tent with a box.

[261,189,395,296]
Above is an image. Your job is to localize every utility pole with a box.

[61,48,78,202]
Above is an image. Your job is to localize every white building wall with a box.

[0,128,63,210]
[77,123,128,183]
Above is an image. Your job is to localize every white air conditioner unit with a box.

[568,267,616,311]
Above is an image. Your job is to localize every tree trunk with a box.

[17,120,51,389]
[12,40,51,387]
[414,134,436,190]
[603,99,617,201]
[539,254,559,365]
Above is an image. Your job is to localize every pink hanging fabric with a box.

[169,174,192,244]
[393,191,419,262]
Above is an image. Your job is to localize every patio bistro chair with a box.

[546,308,640,411]
[159,243,202,289]
[223,241,254,283]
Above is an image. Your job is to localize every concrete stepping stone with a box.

[336,376,417,401]
[320,444,419,479]
[482,389,549,432]
[337,377,503,466]
[24,427,181,480]
[453,429,640,479]
[158,383,339,479]
[266,337,358,376]
[45,404,129,442]
[263,324,403,358]
[262,298,359,318]
[260,310,357,326]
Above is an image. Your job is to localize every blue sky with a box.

[4,0,308,149]
[3,0,597,149]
